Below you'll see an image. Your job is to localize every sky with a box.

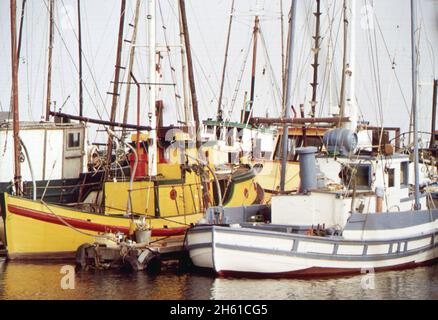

[0,0,438,146]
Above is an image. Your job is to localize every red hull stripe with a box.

[7,205,187,237]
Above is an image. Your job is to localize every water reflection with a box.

[210,266,438,300]
[0,259,437,300]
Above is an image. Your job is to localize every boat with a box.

[185,0,438,278]
[186,146,438,277]
[0,0,261,260]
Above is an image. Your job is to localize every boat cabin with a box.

[0,120,86,188]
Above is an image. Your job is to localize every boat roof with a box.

[203,119,277,133]
[0,120,86,131]
[317,152,410,161]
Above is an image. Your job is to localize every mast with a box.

[178,5,191,126]
[77,0,84,117]
[244,16,260,124]
[148,0,157,176]
[10,0,21,195]
[310,0,321,118]
[45,0,54,121]
[17,0,26,67]
[430,79,438,149]
[122,0,141,139]
[216,0,235,121]
[280,0,286,106]
[105,0,126,173]
[340,0,357,132]
[279,0,297,193]
[338,1,348,124]
[179,0,200,145]
[410,0,420,210]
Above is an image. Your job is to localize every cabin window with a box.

[400,161,409,187]
[206,126,214,135]
[67,132,81,149]
[387,168,395,188]
[342,164,371,189]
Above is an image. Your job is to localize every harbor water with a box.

[0,259,437,300]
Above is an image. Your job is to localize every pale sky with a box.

[1,0,438,145]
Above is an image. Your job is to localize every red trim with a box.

[216,258,438,279]
[7,205,187,237]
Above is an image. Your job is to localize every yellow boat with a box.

[0,132,261,260]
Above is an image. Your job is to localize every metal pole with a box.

[279,0,297,193]
[77,0,84,117]
[310,0,321,118]
[148,0,158,176]
[280,0,286,106]
[216,0,235,122]
[430,79,438,149]
[411,0,420,210]
[339,0,348,123]
[45,0,54,121]
[10,0,22,195]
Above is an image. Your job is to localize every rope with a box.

[40,199,119,242]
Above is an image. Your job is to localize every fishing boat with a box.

[185,0,438,278]
[0,0,261,260]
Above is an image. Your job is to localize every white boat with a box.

[185,0,438,278]
[187,215,438,277]
[185,146,438,277]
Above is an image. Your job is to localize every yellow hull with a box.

[0,167,261,260]
[0,193,202,260]
[252,160,300,203]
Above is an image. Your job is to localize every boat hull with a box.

[186,219,438,278]
[1,193,200,260]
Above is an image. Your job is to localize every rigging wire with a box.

[158,0,184,123]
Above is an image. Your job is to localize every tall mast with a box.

[45,0,54,121]
[105,0,126,173]
[216,0,235,121]
[77,0,84,117]
[309,0,321,118]
[410,0,420,210]
[338,1,348,124]
[279,0,297,193]
[244,16,260,124]
[178,6,191,126]
[148,0,157,176]
[430,79,438,149]
[10,0,21,195]
[17,0,26,68]
[280,0,286,106]
[179,0,200,145]
[340,0,357,132]
[122,0,141,139]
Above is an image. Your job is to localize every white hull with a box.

[186,210,438,277]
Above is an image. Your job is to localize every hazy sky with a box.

[1,0,437,145]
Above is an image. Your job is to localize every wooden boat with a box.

[0,0,262,260]
[0,128,261,259]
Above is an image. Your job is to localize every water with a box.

[0,259,437,300]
